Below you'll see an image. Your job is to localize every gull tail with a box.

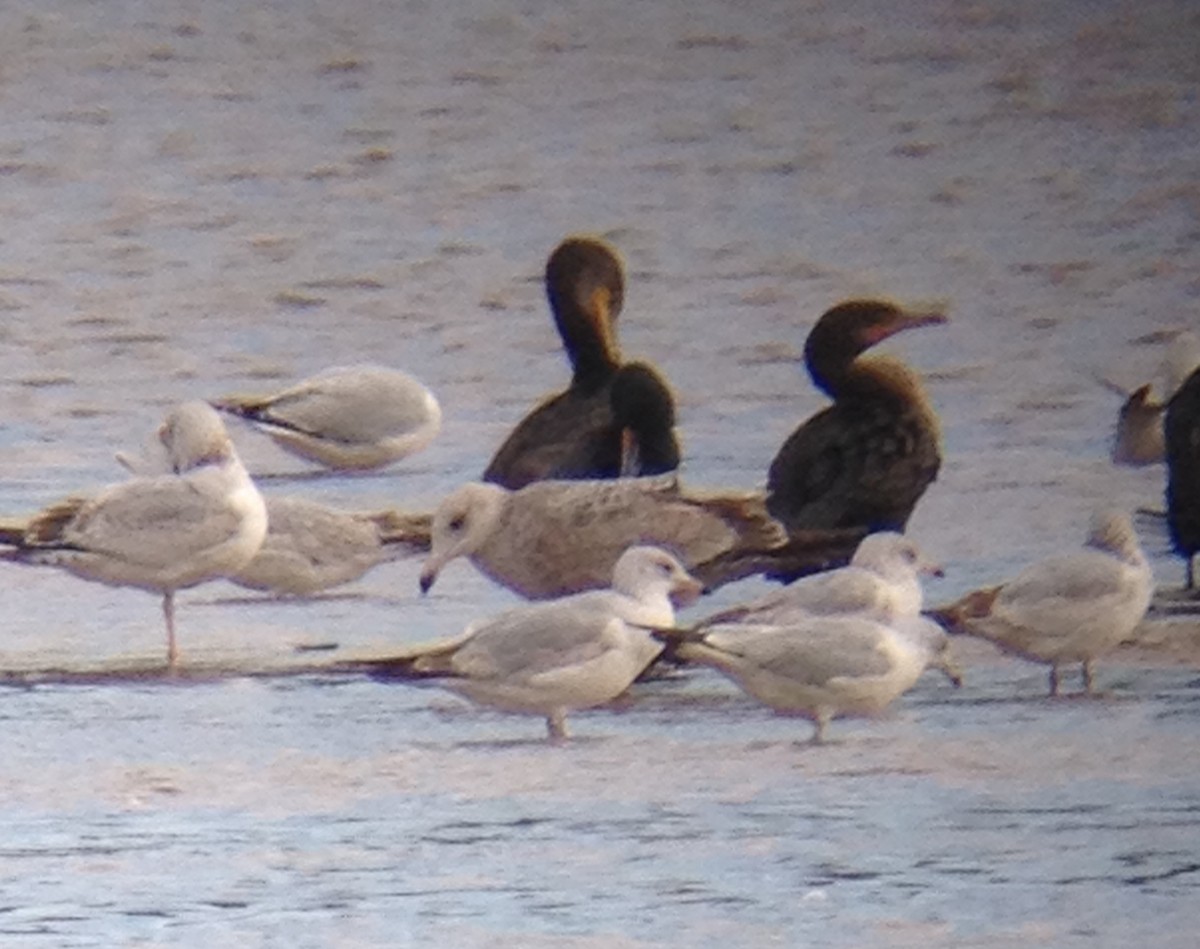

[337,631,474,681]
[926,586,1002,634]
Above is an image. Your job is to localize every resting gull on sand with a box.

[418,476,863,600]
[228,496,430,596]
[212,364,441,472]
[696,531,942,629]
[117,447,432,597]
[930,509,1153,695]
[359,545,703,740]
[0,402,268,668]
[657,613,961,744]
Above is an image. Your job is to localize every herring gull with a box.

[418,476,862,600]
[930,509,1153,694]
[658,613,961,744]
[116,448,432,597]
[696,531,942,629]
[212,364,441,472]
[229,496,430,596]
[0,402,268,668]
[482,237,680,488]
[361,545,702,740]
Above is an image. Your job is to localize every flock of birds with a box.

[0,234,1193,743]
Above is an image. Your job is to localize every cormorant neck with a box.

[570,347,619,392]
[552,294,620,392]
[805,327,874,398]
[833,356,934,411]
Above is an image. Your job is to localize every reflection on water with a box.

[2,0,1199,944]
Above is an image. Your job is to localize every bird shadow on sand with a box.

[250,463,441,484]
[197,591,372,607]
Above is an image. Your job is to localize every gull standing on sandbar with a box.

[360,546,703,741]
[657,613,961,744]
[930,509,1152,695]
[0,402,268,668]
[695,531,942,629]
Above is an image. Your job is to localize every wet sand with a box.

[2,0,1199,945]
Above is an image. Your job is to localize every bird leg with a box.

[546,708,570,742]
[1048,664,1060,697]
[162,591,178,672]
[1082,660,1094,694]
[808,709,832,745]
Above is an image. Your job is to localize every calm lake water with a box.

[1,0,1198,945]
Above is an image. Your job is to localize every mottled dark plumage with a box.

[767,300,946,542]
[1165,366,1200,588]
[603,362,681,478]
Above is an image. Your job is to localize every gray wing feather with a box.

[267,370,432,441]
[451,602,621,680]
[65,478,242,566]
[704,620,892,686]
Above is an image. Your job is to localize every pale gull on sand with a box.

[360,546,703,740]
[228,496,430,596]
[696,531,942,628]
[658,613,961,744]
[930,509,1153,695]
[117,449,432,597]
[211,364,441,472]
[0,402,268,668]
[417,476,862,600]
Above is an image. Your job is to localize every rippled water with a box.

[1,0,1199,944]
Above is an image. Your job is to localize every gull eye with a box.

[447,514,466,533]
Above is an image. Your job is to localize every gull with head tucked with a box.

[212,364,441,472]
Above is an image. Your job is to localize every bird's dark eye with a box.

[448,515,466,532]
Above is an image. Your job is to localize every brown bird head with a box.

[804,300,947,397]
